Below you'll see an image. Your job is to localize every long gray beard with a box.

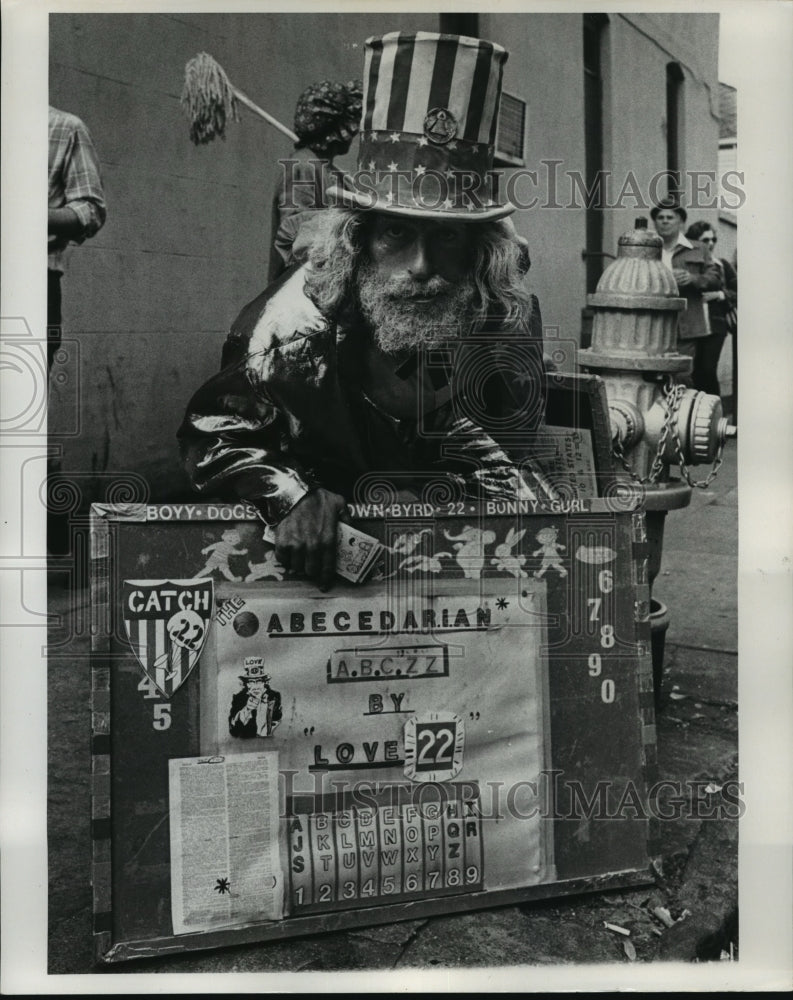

[357,260,478,356]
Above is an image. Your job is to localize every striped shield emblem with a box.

[122,578,214,698]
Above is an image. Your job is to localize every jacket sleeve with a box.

[722,257,738,306]
[177,352,313,525]
[687,247,723,293]
[438,295,559,502]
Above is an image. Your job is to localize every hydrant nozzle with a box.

[609,399,645,451]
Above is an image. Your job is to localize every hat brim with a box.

[650,205,687,222]
[327,184,514,222]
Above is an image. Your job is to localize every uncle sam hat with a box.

[240,656,270,682]
[328,31,513,221]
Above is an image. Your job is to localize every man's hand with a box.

[274,488,348,590]
[673,267,692,288]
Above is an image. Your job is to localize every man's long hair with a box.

[304,208,532,328]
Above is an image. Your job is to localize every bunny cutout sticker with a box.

[491,528,529,578]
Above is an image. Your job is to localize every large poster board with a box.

[88,500,657,962]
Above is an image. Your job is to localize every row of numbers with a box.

[587,567,616,704]
[295,865,480,905]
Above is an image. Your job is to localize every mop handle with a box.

[232,87,299,143]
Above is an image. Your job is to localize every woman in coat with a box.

[686,220,738,406]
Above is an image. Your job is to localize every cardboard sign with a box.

[199,580,552,923]
[90,501,656,963]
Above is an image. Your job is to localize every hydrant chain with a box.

[612,377,726,490]
[612,375,678,486]
[612,438,646,483]
[670,393,726,489]
[663,379,726,489]
[613,434,664,486]
[652,376,680,482]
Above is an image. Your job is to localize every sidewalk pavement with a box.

[47,441,738,975]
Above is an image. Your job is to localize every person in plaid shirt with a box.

[48,106,106,370]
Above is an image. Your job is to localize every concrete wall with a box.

[49,12,438,500]
[600,13,720,244]
[718,142,739,264]
[49,11,720,502]
[479,13,587,357]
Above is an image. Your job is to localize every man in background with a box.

[651,198,721,391]
[48,106,106,557]
[268,80,362,282]
[48,105,106,371]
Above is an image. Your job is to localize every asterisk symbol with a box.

[496,598,509,610]
[214,877,231,894]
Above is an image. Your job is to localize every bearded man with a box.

[179,32,556,589]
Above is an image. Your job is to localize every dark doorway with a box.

[666,62,685,199]
[439,13,480,37]
[583,14,608,294]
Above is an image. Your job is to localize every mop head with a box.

[181,52,240,144]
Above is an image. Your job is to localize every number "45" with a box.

[137,677,171,730]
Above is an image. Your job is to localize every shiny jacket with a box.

[178,265,556,524]
[671,239,722,340]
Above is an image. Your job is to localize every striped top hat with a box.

[328,31,513,221]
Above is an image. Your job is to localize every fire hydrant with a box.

[578,220,735,700]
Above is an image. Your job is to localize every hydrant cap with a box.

[617,227,663,259]
[591,222,681,300]
[689,391,724,463]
